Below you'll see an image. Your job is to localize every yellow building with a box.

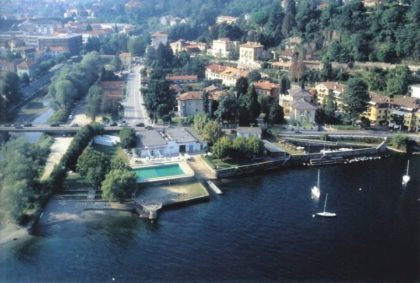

[365,93,420,131]
[364,93,390,124]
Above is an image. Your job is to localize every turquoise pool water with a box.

[133,164,186,181]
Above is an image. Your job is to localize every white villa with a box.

[279,88,317,123]
[136,128,206,158]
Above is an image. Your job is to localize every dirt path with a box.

[41,137,73,180]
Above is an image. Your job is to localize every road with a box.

[122,65,150,126]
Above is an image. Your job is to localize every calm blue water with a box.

[0,156,419,282]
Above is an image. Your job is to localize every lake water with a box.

[0,156,419,282]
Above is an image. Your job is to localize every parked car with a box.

[23,123,32,127]
[135,122,145,127]
[110,122,117,126]
[50,123,60,127]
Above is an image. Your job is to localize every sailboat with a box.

[402,160,410,186]
[316,193,336,217]
[311,170,321,199]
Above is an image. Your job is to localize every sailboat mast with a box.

[323,193,328,212]
[317,170,320,188]
[406,160,410,175]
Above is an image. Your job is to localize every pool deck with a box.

[135,182,209,208]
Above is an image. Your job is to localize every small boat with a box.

[311,170,321,199]
[317,193,336,217]
[402,160,410,186]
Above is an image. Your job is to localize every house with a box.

[136,128,207,157]
[363,0,381,7]
[279,87,317,123]
[18,18,62,35]
[119,52,132,70]
[408,84,420,99]
[254,81,280,98]
[271,59,292,71]
[388,96,420,131]
[207,38,239,58]
[314,81,345,108]
[170,40,206,55]
[16,60,36,77]
[166,75,198,84]
[238,42,264,68]
[205,64,248,87]
[177,91,210,117]
[236,127,262,139]
[365,93,420,131]
[151,31,168,48]
[216,16,238,25]
[364,93,390,125]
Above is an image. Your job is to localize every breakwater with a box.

[216,140,389,178]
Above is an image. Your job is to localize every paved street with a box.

[122,65,150,126]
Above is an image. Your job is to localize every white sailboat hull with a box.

[316,212,337,217]
[311,186,320,199]
[402,175,410,185]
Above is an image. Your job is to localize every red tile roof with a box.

[177,91,203,101]
[166,75,198,81]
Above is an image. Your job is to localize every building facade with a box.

[205,64,248,87]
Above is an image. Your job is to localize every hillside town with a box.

[0,0,419,282]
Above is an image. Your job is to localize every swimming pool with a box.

[133,163,193,183]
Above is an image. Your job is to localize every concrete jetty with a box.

[206,180,222,195]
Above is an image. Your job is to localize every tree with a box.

[215,94,238,123]
[341,78,369,123]
[193,112,210,133]
[282,0,296,37]
[323,92,336,121]
[0,72,21,105]
[279,75,290,95]
[127,36,147,57]
[101,169,136,202]
[85,85,103,120]
[110,55,122,71]
[248,70,262,82]
[212,136,231,159]
[119,127,136,149]
[76,148,110,188]
[202,120,222,144]
[245,85,261,124]
[20,73,30,85]
[235,77,248,98]
[54,79,77,109]
[269,104,284,124]
[202,91,210,114]
[366,67,387,91]
[386,66,412,96]
[85,36,101,52]
[320,60,334,81]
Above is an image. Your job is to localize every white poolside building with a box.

[136,128,207,158]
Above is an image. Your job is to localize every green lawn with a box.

[203,155,259,169]
[92,144,129,164]
[63,172,91,190]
